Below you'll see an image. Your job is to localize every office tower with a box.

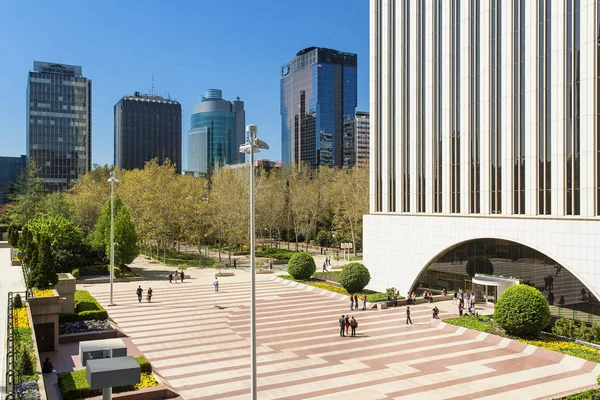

[114,92,182,173]
[366,1,600,316]
[187,89,245,174]
[0,155,27,204]
[280,47,357,168]
[342,111,370,167]
[27,61,92,191]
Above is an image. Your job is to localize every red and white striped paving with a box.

[86,276,600,399]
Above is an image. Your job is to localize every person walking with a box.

[322,261,328,272]
[180,270,185,283]
[146,287,153,302]
[406,306,412,325]
[350,316,358,337]
[544,275,549,291]
[338,315,346,337]
[548,275,554,290]
[214,277,219,293]
[349,294,354,310]
[452,290,458,305]
[362,292,367,310]
[168,272,173,284]
[136,286,143,303]
[353,294,359,310]
[345,315,350,335]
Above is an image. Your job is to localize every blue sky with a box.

[0,0,369,168]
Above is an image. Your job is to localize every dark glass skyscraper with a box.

[114,92,182,173]
[27,61,92,191]
[187,89,245,174]
[0,155,27,204]
[280,47,357,167]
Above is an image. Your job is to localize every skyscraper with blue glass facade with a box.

[280,47,357,167]
[187,89,245,174]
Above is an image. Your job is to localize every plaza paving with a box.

[83,261,600,400]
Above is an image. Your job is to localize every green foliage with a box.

[287,252,316,280]
[312,270,341,276]
[553,388,600,400]
[255,247,298,260]
[28,235,58,288]
[8,225,19,247]
[7,158,46,227]
[113,266,122,278]
[18,350,35,377]
[386,287,396,298]
[366,293,390,302]
[13,293,23,309]
[71,269,79,279]
[91,195,138,266]
[315,230,333,247]
[59,290,109,322]
[444,315,496,333]
[552,318,600,345]
[79,265,108,276]
[338,262,371,294]
[135,356,152,373]
[493,284,551,337]
[466,256,494,277]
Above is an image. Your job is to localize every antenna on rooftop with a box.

[151,71,155,96]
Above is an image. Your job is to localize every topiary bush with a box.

[71,269,79,280]
[493,284,550,337]
[13,293,23,309]
[113,266,122,278]
[287,252,316,280]
[339,262,371,294]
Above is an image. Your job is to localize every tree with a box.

[339,262,371,293]
[41,191,71,219]
[8,225,19,247]
[328,167,369,255]
[287,252,316,280]
[466,256,494,277]
[7,159,45,226]
[66,164,112,235]
[28,235,58,288]
[493,284,551,337]
[91,194,138,267]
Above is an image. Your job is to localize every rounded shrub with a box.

[339,262,371,294]
[113,266,122,278]
[13,293,23,309]
[493,284,550,337]
[287,252,316,280]
[71,269,80,280]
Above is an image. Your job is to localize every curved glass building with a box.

[188,89,245,174]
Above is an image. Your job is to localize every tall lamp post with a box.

[239,124,269,399]
[108,171,119,306]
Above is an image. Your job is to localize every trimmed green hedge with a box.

[338,262,371,294]
[493,284,550,337]
[287,253,316,280]
[444,315,496,333]
[59,290,108,323]
[553,388,600,400]
[136,356,152,373]
[255,248,298,261]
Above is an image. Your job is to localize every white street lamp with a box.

[239,124,269,400]
[108,171,119,306]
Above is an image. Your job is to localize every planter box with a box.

[27,305,49,400]
[59,329,121,344]
[216,272,235,277]
[12,260,22,266]
[86,386,179,400]
[312,273,340,283]
[56,273,76,313]
[256,269,273,274]
[29,289,60,352]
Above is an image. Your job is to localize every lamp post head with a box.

[108,171,119,183]
[246,124,258,137]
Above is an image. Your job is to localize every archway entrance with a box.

[412,238,599,323]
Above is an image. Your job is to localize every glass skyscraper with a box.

[27,61,92,191]
[0,155,27,204]
[187,89,245,174]
[280,47,357,167]
[114,92,182,173]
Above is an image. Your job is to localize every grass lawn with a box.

[148,248,216,267]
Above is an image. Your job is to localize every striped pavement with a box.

[85,276,600,399]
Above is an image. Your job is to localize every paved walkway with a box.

[83,259,600,400]
[0,243,26,396]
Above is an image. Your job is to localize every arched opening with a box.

[412,238,600,323]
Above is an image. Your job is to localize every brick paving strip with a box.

[85,272,600,400]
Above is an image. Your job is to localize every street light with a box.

[239,124,269,399]
[108,171,119,306]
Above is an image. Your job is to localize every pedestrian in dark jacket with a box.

[406,306,412,324]
[350,316,358,337]
[168,273,173,283]
[180,270,184,283]
[353,294,359,310]
[136,286,143,302]
[338,315,346,337]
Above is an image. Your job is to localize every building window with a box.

[402,0,411,212]
[417,0,426,212]
[389,0,397,212]
[433,0,443,213]
[538,0,551,215]
[491,0,502,214]
[513,0,526,215]
[566,0,580,216]
[469,0,480,214]
[451,0,461,214]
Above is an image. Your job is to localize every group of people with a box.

[338,315,359,337]
[136,285,153,302]
[349,293,368,310]
[544,275,555,291]
[454,289,475,316]
[322,256,332,272]
[423,291,435,303]
[168,270,186,284]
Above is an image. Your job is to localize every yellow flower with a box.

[13,308,29,329]
[33,289,54,297]
[134,373,160,389]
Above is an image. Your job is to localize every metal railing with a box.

[5,292,15,400]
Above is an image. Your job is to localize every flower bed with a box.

[32,289,54,298]
[519,338,600,364]
[15,381,41,400]
[13,306,40,399]
[59,320,112,335]
[14,308,29,329]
